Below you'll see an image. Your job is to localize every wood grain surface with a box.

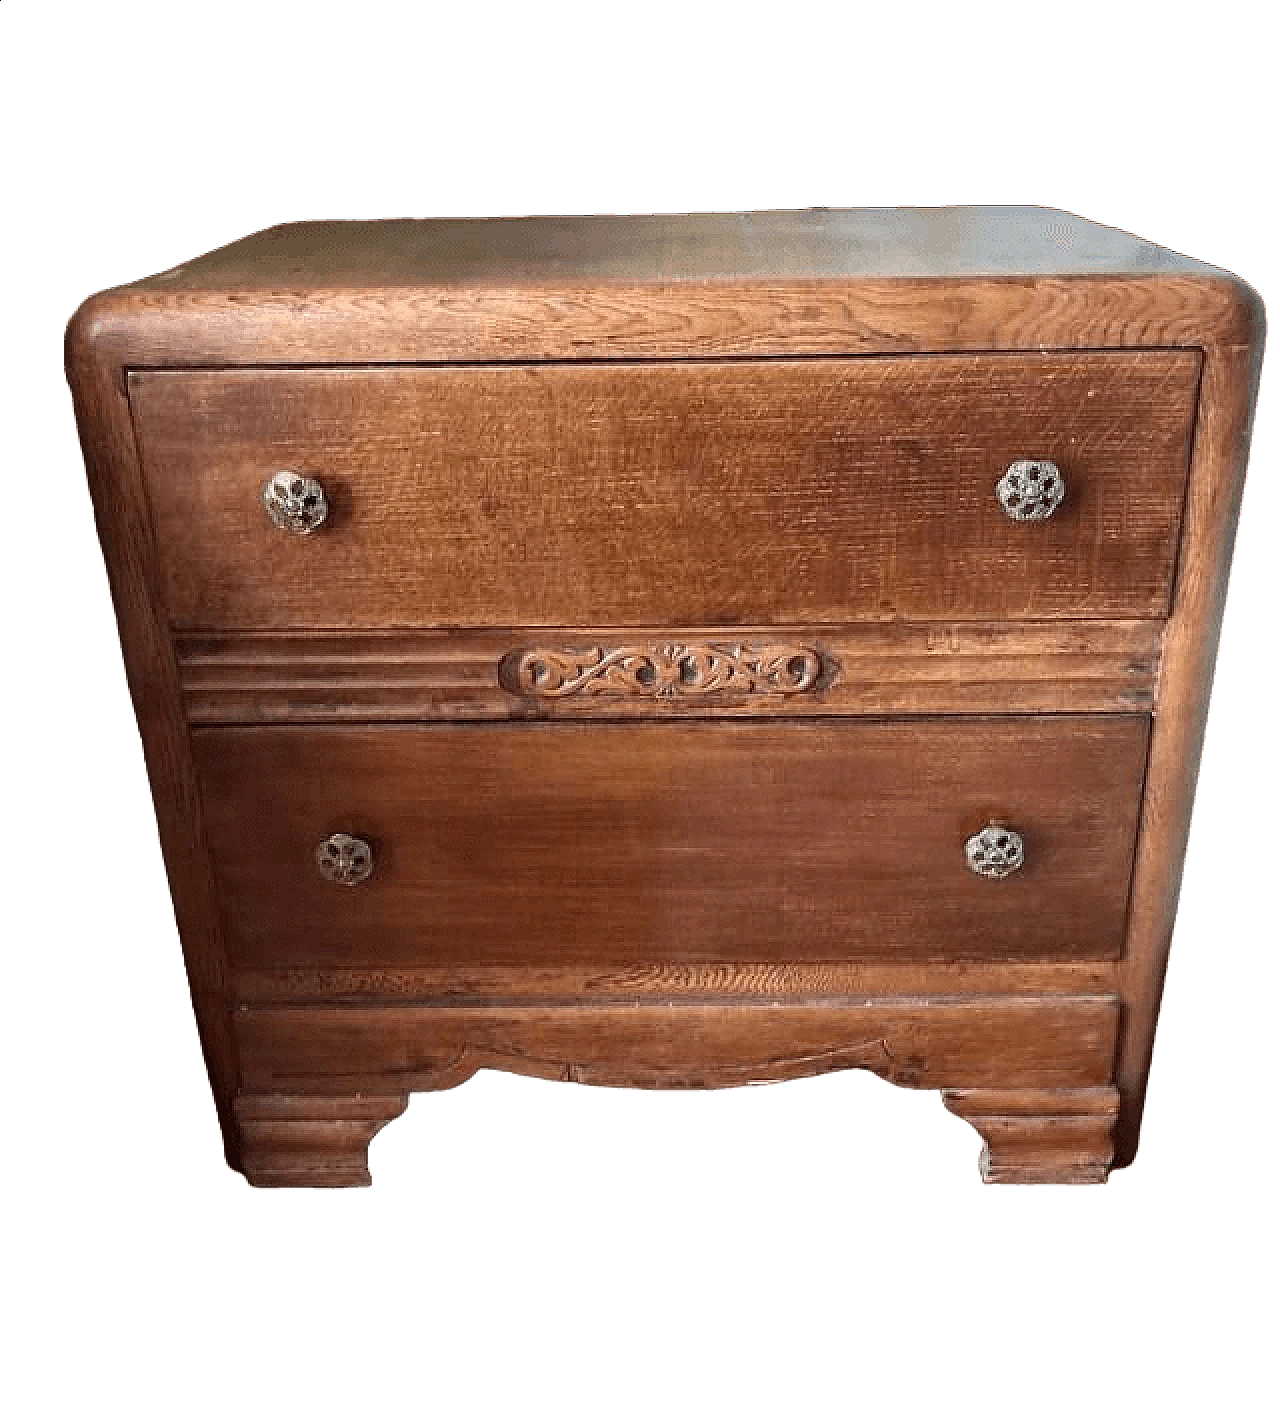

[71,279,1261,376]
[81,209,1254,368]
[193,717,1150,968]
[235,1092,409,1187]
[65,296,242,1169]
[1113,335,1266,1162]
[130,352,1199,630]
[67,208,1265,1184]
[232,1077,1121,1187]
[176,620,1161,723]
[232,959,1119,1004]
[232,994,1120,1185]
[234,996,1121,1092]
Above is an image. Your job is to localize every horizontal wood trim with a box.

[233,996,1121,1092]
[944,1086,1120,1117]
[178,621,1163,723]
[233,961,1119,1004]
[236,1092,410,1120]
[73,276,1260,376]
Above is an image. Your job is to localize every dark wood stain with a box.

[130,353,1198,630]
[66,207,1265,1185]
[191,717,1150,968]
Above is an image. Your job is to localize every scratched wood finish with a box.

[192,718,1150,968]
[176,620,1161,723]
[131,353,1197,630]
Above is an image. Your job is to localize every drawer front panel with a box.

[193,717,1150,968]
[132,352,1199,630]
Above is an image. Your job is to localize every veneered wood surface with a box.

[234,997,1120,1092]
[176,620,1161,723]
[130,352,1199,630]
[193,718,1150,968]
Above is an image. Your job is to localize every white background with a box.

[4,3,1276,1398]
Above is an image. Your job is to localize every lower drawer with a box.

[192,717,1149,967]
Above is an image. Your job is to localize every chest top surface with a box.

[69,206,1262,370]
[131,206,1224,289]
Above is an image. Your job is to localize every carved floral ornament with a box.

[502,641,826,700]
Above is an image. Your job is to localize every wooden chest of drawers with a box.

[67,207,1264,1185]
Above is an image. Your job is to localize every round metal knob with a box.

[965,824,1025,879]
[262,470,329,535]
[316,833,373,886]
[996,460,1065,522]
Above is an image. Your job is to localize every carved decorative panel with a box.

[502,642,824,700]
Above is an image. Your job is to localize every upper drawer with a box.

[130,351,1200,631]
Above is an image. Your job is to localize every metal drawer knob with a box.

[263,470,329,534]
[316,833,373,886]
[965,824,1025,879]
[996,460,1065,521]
